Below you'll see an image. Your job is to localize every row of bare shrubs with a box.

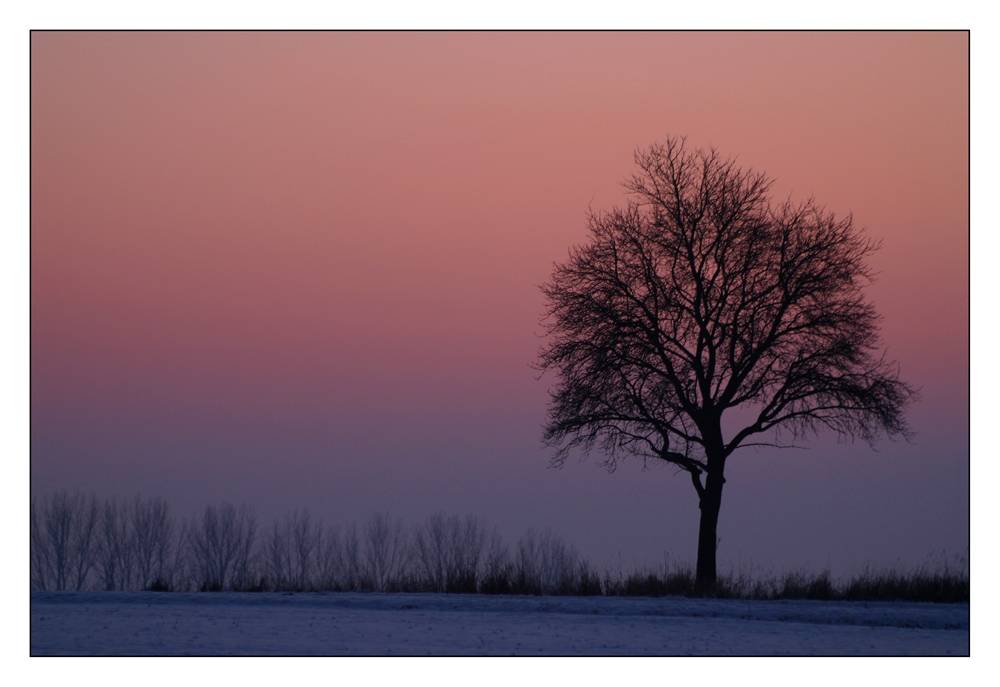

[30,492,968,602]
[29,493,584,595]
[601,556,969,604]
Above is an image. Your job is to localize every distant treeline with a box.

[30,492,969,603]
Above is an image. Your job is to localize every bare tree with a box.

[450,516,489,591]
[414,514,492,592]
[30,492,100,590]
[187,503,258,591]
[538,137,916,590]
[289,510,319,590]
[30,497,52,590]
[96,497,135,591]
[265,517,293,589]
[516,528,579,594]
[414,513,451,592]
[483,528,511,587]
[71,495,100,591]
[266,510,319,590]
[315,524,343,590]
[131,496,173,590]
[342,522,362,590]
[363,512,408,591]
[162,518,190,591]
[230,507,259,591]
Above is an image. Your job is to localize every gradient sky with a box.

[31,31,968,576]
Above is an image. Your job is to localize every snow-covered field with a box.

[30,591,968,656]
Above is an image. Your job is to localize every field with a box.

[30,590,968,656]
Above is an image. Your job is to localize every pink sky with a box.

[31,32,968,574]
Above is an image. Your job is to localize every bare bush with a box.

[30,498,50,590]
[414,513,450,592]
[265,517,292,589]
[159,519,190,591]
[414,514,493,593]
[363,512,408,591]
[96,498,135,591]
[479,528,513,594]
[30,492,100,590]
[314,524,342,590]
[266,510,320,590]
[289,510,319,589]
[516,528,579,594]
[342,522,362,590]
[485,529,510,580]
[187,503,258,591]
[131,496,173,590]
[449,515,490,592]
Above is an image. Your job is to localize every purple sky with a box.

[30,31,968,576]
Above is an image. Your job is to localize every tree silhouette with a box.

[538,137,916,590]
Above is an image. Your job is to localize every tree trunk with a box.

[695,470,725,593]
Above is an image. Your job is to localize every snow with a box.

[30,590,967,656]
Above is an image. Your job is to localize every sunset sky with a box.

[30,31,968,576]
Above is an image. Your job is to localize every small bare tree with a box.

[131,496,173,590]
[414,513,451,592]
[539,136,917,590]
[30,492,100,590]
[187,503,258,591]
[289,510,319,590]
[483,528,511,587]
[266,510,319,590]
[71,495,100,591]
[265,517,292,589]
[162,519,190,591]
[414,514,491,592]
[450,516,489,591]
[363,512,408,591]
[516,528,579,594]
[315,524,343,590]
[96,497,135,591]
[30,497,52,590]
[342,522,362,590]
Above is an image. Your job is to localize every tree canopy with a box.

[538,137,916,588]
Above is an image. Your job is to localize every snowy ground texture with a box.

[31,591,968,656]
